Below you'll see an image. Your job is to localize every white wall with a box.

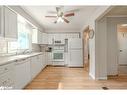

[81,6,111,79]
[95,17,107,79]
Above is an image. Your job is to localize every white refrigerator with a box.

[68,38,83,67]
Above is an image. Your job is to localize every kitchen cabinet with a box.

[0,6,4,37]
[4,6,17,40]
[31,54,43,79]
[48,34,54,44]
[0,62,15,89]
[47,33,80,45]
[31,55,38,79]
[47,52,53,65]
[0,6,17,40]
[0,53,47,89]
[38,54,44,70]
[42,33,48,44]
[15,58,31,89]
[45,52,48,67]
[32,29,42,44]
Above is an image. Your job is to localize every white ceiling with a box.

[106,6,127,16]
[21,6,99,31]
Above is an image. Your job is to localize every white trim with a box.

[97,77,107,80]
[89,73,95,80]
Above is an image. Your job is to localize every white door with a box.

[69,49,83,67]
[118,32,127,65]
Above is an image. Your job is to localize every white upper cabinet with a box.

[48,34,54,45]
[0,6,4,37]
[4,6,17,40]
[42,32,48,44]
[0,6,17,40]
[32,29,42,44]
[32,29,48,45]
[47,33,80,44]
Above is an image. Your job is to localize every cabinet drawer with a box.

[0,63,14,75]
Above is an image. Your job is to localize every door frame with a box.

[83,25,90,71]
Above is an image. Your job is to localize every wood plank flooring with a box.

[25,66,127,89]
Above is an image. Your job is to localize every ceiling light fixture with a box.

[57,17,64,23]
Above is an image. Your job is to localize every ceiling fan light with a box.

[57,17,64,23]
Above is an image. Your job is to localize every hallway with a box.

[25,66,127,89]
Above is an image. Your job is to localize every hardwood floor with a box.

[25,66,127,89]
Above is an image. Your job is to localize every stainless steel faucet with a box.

[22,49,30,54]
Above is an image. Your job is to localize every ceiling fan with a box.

[45,7,75,23]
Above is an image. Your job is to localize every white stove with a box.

[52,46,65,66]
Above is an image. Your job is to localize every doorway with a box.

[117,24,127,75]
[83,26,90,72]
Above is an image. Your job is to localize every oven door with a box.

[52,50,64,62]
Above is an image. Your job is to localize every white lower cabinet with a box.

[47,52,53,65]
[31,55,41,79]
[0,62,15,89]
[15,58,31,89]
[31,54,47,79]
[39,54,44,69]
[31,56,38,79]
[0,53,47,89]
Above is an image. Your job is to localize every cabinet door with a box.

[4,7,17,40]
[45,33,48,44]
[0,62,15,89]
[45,52,48,66]
[42,33,47,44]
[32,28,37,43]
[31,56,38,79]
[0,6,4,37]
[38,30,42,44]
[39,54,44,70]
[48,34,54,44]
[15,59,31,89]
[31,55,41,79]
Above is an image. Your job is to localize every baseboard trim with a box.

[89,73,95,80]
[97,77,107,80]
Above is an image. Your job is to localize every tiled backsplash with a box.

[32,44,41,52]
[0,37,45,56]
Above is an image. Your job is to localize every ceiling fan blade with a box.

[56,7,60,12]
[45,16,57,18]
[64,13,74,17]
[63,18,69,23]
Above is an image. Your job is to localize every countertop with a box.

[0,52,43,66]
